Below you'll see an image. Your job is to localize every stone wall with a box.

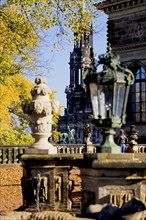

[0,165,23,211]
[107,10,146,47]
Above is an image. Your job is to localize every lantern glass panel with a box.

[99,85,106,119]
[89,83,106,119]
[90,83,114,119]
[103,85,113,118]
[114,83,126,117]
[89,83,99,119]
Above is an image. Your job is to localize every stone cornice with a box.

[112,42,146,51]
[96,0,146,14]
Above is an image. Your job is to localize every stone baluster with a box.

[12,148,17,163]
[1,148,6,164]
[6,148,11,164]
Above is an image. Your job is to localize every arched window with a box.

[128,64,146,122]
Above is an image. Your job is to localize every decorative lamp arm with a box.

[125,68,135,85]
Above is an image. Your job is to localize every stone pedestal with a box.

[20,151,146,217]
[80,153,146,214]
[20,153,83,212]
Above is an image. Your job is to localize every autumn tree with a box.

[0,0,99,76]
[0,0,100,144]
[0,74,35,145]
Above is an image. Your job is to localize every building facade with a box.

[98,0,146,142]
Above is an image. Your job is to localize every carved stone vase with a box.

[22,77,57,153]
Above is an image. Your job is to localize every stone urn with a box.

[22,77,57,153]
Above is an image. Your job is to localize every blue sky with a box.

[29,13,108,115]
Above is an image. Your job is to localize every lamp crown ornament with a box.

[97,46,135,85]
[98,46,120,71]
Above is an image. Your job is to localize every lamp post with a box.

[84,48,134,153]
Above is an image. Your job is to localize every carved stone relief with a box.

[55,175,62,202]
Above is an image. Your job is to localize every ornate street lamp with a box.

[84,48,135,153]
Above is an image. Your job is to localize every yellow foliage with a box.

[0,128,35,145]
[0,74,34,137]
[0,3,39,76]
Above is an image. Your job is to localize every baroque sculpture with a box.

[83,124,95,153]
[126,125,139,153]
[60,126,76,144]
[22,77,58,153]
[83,123,92,145]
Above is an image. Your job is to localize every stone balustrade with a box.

[133,144,146,153]
[0,144,85,164]
[0,144,146,165]
[55,144,85,154]
[0,146,28,164]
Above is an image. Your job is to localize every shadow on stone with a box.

[85,198,146,220]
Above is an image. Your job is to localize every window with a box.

[128,64,146,122]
